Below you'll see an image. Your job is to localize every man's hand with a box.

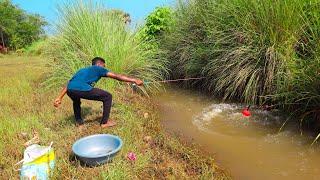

[54,86,67,108]
[54,98,62,107]
[134,79,143,86]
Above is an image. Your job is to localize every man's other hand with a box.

[134,79,143,86]
[54,98,62,107]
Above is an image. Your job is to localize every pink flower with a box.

[127,152,137,161]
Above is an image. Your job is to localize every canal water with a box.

[155,87,320,180]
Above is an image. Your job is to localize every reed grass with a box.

[161,0,320,128]
[45,1,167,91]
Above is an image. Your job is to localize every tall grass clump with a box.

[24,39,48,56]
[162,0,320,124]
[45,1,166,91]
[275,1,320,127]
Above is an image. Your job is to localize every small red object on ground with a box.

[127,152,136,161]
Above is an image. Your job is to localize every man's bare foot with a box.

[77,124,84,130]
[101,120,117,128]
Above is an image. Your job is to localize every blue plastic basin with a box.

[72,134,123,166]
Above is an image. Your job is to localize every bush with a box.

[139,7,173,41]
[45,1,167,91]
[137,6,173,62]
[15,48,25,56]
[24,39,48,56]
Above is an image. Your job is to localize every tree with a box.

[0,0,47,50]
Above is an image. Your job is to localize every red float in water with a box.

[242,106,251,117]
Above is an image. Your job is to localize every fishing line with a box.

[132,77,206,86]
[148,77,206,84]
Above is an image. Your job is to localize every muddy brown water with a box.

[155,87,320,180]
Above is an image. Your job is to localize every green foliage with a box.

[136,6,172,73]
[139,7,172,41]
[161,0,320,123]
[45,1,167,92]
[24,39,48,56]
[0,0,47,50]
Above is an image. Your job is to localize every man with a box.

[53,57,143,128]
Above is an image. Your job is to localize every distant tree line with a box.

[0,0,47,51]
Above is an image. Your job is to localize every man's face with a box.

[96,61,105,68]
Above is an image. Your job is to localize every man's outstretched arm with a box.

[54,86,67,107]
[106,72,143,85]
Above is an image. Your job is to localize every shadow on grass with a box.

[69,153,112,168]
[69,153,81,167]
[68,153,93,168]
[51,107,103,130]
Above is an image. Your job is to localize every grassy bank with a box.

[161,0,320,128]
[0,56,229,179]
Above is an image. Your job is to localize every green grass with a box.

[0,56,229,179]
[24,39,48,56]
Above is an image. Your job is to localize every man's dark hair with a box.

[92,57,106,65]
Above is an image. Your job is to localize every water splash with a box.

[192,103,240,133]
[192,103,283,136]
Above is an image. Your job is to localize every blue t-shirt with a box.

[67,66,109,91]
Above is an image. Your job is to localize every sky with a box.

[11,0,175,33]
